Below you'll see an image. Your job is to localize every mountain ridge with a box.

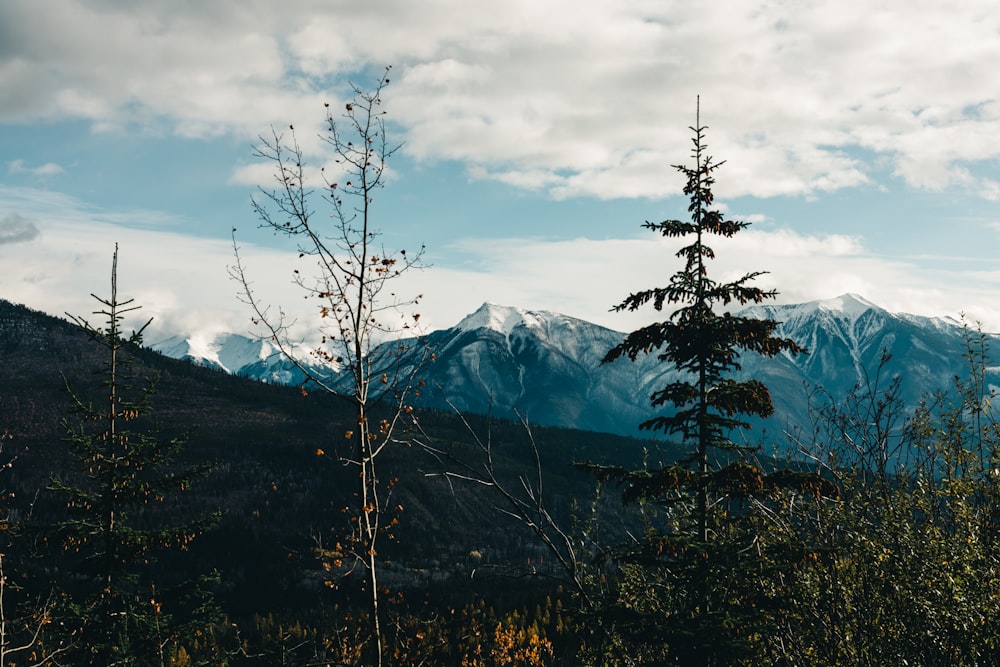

[146,294,1000,441]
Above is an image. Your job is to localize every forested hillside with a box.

[0,297,660,664]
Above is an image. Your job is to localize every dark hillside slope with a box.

[0,299,661,614]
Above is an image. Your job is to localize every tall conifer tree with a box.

[595,103,814,664]
[52,245,217,665]
[603,100,805,537]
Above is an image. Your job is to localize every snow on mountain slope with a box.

[738,294,996,417]
[151,333,276,373]
[457,303,540,337]
[416,295,1000,438]
[150,333,333,385]
[152,295,1000,442]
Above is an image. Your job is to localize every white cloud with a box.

[3,182,999,346]
[5,1,1000,345]
[228,162,276,189]
[3,1,1000,200]
[32,162,64,176]
[980,180,1000,201]
[8,159,64,176]
[411,228,1000,333]
[0,185,422,342]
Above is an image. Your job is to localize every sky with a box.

[3,0,1000,345]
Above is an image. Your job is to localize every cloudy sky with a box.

[3,0,1000,344]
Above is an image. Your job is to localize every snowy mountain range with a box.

[151,294,1000,440]
[150,332,319,386]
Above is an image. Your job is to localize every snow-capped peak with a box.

[151,332,278,374]
[456,303,543,337]
[743,293,883,326]
[815,293,881,317]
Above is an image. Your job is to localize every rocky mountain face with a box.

[399,294,1000,439]
[151,294,1000,441]
[410,304,651,436]
[737,294,986,430]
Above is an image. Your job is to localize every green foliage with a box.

[579,326,1000,666]
[583,110,1000,666]
[756,331,1000,665]
[49,246,218,665]
[591,108,827,665]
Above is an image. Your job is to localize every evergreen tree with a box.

[51,245,217,665]
[603,100,805,530]
[590,103,828,664]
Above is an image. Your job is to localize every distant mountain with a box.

[391,294,1000,440]
[150,295,1000,441]
[150,332,331,386]
[402,303,646,436]
[739,294,980,415]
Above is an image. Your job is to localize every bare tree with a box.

[230,67,425,667]
[410,399,603,609]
